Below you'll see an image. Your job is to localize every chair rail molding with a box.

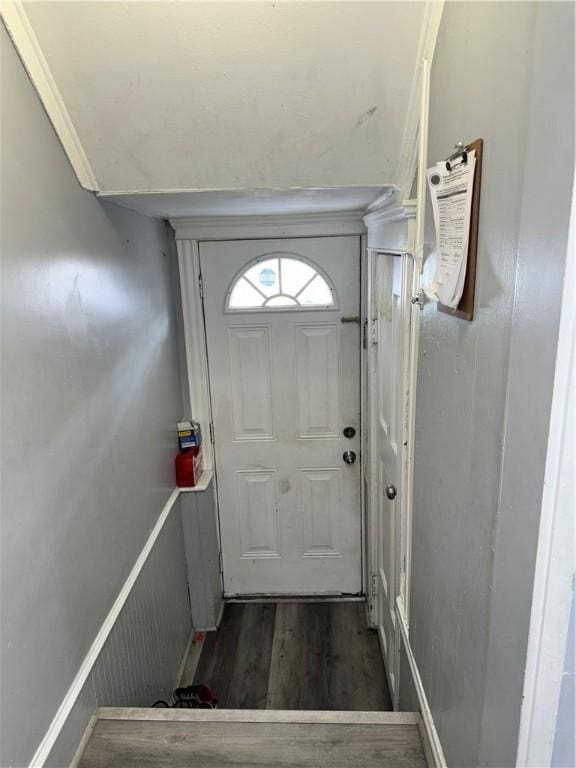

[1,0,98,191]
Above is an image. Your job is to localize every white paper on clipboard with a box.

[425,150,476,309]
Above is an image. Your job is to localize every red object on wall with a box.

[175,447,202,488]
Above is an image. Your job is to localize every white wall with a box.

[0,24,189,767]
[552,590,575,767]
[20,1,426,192]
[406,2,574,766]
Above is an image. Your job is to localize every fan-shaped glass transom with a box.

[227,256,336,311]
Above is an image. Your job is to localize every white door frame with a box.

[172,213,369,595]
[362,201,419,694]
[361,56,431,716]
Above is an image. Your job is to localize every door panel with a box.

[201,237,361,596]
[369,249,412,705]
[295,323,340,438]
[228,325,275,440]
[301,468,342,556]
[236,469,280,558]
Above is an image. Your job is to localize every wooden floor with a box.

[192,601,392,710]
[78,710,428,768]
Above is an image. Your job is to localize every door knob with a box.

[386,484,397,500]
[343,450,357,465]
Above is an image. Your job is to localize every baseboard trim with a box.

[178,631,207,687]
[376,623,399,711]
[28,487,181,768]
[215,598,225,628]
[395,596,447,768]
[175,627,197,686]
[68,714,97,768]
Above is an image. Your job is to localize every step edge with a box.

[95,707,421,726]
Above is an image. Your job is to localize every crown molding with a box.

[170,212,367,241]
[396,0,444,198]
[363,197,417,227]
[1,0,99,191]
[363,196,417,253]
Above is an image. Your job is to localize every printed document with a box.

[425,150,476,309]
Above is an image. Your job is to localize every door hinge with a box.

[371,572,378,597]
[218,551,224,574]
[362,320,368,350]
[370,318,378,345]
[209,421,215,444]
[198,273,204,299]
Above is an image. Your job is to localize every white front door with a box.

[201,237,361,596]
[369,250,412,703]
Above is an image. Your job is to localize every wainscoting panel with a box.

[46,497,191,768]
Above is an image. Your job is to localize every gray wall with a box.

[478,3,574,763]
[47,499,191,768]
[1,24,188,768]
[407,2,574,767]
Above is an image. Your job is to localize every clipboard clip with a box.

[445,142,468,171]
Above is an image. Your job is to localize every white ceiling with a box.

[99,186,393,218]
[21,1,427,196]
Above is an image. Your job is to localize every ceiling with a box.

[13,1,430,206]
[99,186,393,219]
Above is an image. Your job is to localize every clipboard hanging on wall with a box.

[426,138,483,321]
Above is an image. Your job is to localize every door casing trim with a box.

[361,56,429,710]
[171,212,366,242]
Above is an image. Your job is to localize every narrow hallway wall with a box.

[478,3,574,763]
[407,2,574,766]
[1,24,189,768]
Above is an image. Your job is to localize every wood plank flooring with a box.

[79,712,427,768]
[193,601,392,710]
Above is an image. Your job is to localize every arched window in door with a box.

[226,254,337,311]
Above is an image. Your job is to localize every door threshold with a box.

[225,594,365,604]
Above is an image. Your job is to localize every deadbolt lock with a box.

[343,426,356,439]
[385,484,397,500]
